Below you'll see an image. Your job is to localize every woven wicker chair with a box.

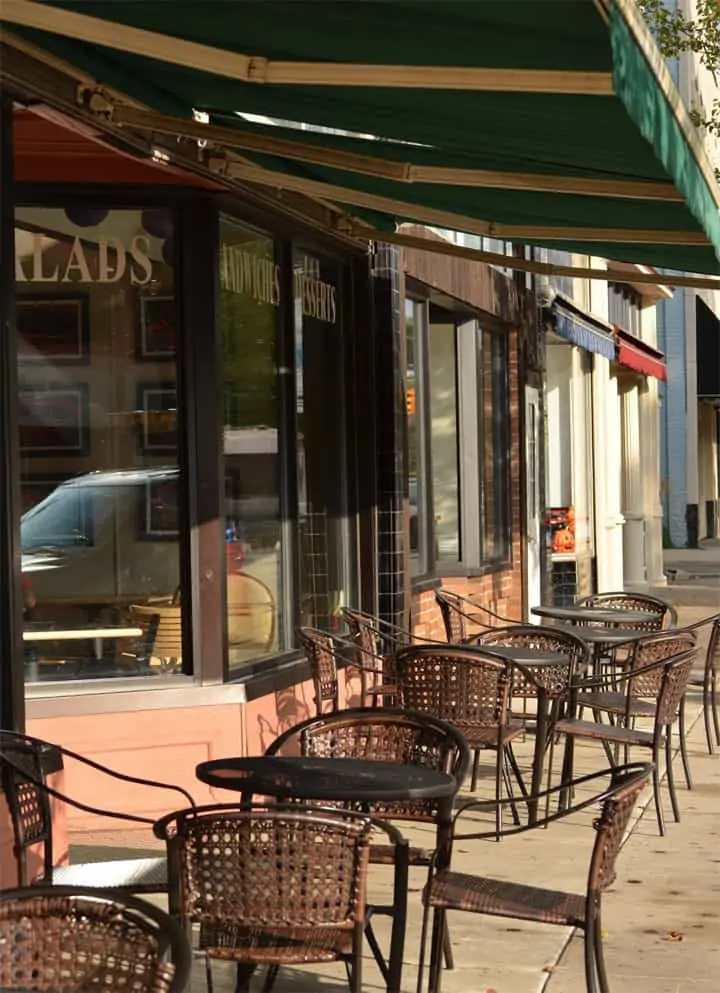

[683,613,720,754]
[154,803,408,993]
[435,590,522,644]
[298,626,342,714]
[418,762,652,993]
[576,630,697,787]
[575,592,677,630]
[341,608,403,704]
[266,707,469,974]
[390,645,525,834]
[556,648,697,836]
[0,884,191,993]
[0,729,194,891]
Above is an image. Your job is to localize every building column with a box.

[592,359,625,591]
[640,378,666,585]
[620,381,646,586]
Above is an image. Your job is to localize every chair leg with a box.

[234,964,256,993]
[494,746,503,841]
[559,735,574,813]
[502,756,521,826]
[702,675,714,755]
[442,926,455,971]
[594,910,610,993]
[665,725,681,823]
[505,743,528,797]
[205,956,214,993]
[652,744,666,837]
[427,909,446,993]
[678,699,693,790]
[263,966,280,993]
[470,748,482,792]
[712,670,720,746]
[416,898,432,993]
[583,920,599,993]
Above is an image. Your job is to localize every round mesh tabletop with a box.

[572,628,650,644]
[196,755,457,801]
[531,605,656,624]
[477,646,568,665]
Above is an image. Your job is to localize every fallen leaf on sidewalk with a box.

[627,878,643,884]
[662,931,684,942]
[542,964,560,974]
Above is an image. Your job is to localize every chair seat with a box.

[51,856,167,892]
[369,842,433,866]
[462,722,524,748]
[425,869,586,928]
[555,718,658,747]
[579,692,656,718]
[200,923,351,963]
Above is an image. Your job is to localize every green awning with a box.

[2,0,720,273]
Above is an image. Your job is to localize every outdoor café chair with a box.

[575,629,697,787]
[434,589,522,644]
[342,607,405,704]
[682,613,720,754]
[154,802,408,993]
[0,729,195,892]
[390,645,525,831]
[575,592,677,630]
[418,762,652,993]
[299,626,397,714]
[0,884,191,993]
[555,648,697,835]
[266,707,470,972]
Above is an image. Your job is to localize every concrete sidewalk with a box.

[185,689,719,993]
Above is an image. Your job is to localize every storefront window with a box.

[219,218,283,667]
[405,298,428,573]
[294,249,351,630]
[428,320,460,562]
[480,329,511,561]
[16,206,185,683]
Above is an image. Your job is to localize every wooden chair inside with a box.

[129,603,183,672]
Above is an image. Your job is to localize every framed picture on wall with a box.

[17,294,90,365]
[18,387,91,456]
[136,382,177,454]
[136,295,176,360]
[141,475,179,538]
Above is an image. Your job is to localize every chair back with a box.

[576,592,674,631]
[656,649,698,726]
[341,608,385,697]
[266,707,470,822]
[628,630,697,698]
[299,627,340,714]
[0,734,55,886]
[0,884,190,993]
[586,763,653,895]
[469,624,588,699]
[130,603,183,671]
[156,805,372,957]
[434,591,468,643]
[391,645,512,739]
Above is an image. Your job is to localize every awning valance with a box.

[551,304,616,360]
[2,0,720,273]
[614,328,668,380]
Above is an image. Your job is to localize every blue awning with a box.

[551,304,616,360]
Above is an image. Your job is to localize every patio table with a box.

[572,626,650,676]
[479,645,570,825]
[197,755,454,993]
[531,604,656,626]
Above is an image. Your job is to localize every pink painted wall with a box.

[0,667,364,881]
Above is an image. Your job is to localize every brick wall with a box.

[411,327,524,640]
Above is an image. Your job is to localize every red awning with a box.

[614,328,668,380]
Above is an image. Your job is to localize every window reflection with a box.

[16,206,184,682]
[294,249,350,629]
[219,218,282,666]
